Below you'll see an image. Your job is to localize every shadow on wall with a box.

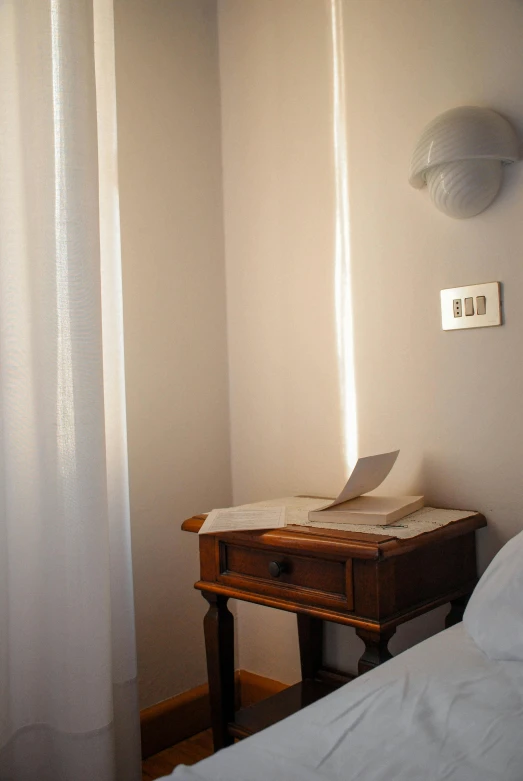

[417,454,515,570]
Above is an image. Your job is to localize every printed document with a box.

[198,506,286,535]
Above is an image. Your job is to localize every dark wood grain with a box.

[223,543,346,594]
[217,542,353,610]
[140,682,210,759]
[142,729,213,780]
[182,510,486,560]
[202,592,235,751]
[297,613,324,680]
[142,671,290,775]
[199,534,219,581]
[238,669,288,708]
[229,680,342,739]
[356,627,396,675]
[183,506,486,752]
[445,593,471,628]
[183,517,389,559]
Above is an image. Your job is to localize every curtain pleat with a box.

[0,1,141,779]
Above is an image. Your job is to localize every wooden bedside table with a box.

[182,508,486,751]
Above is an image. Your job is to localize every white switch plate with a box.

[441,282,502,330]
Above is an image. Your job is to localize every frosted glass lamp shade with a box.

[409,107,519,218]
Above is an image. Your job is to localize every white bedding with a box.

[168,624,523,781]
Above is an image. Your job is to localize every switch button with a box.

[476,295,486,315]
[464,297,474,316]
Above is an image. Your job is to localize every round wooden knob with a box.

[268,560,286,578]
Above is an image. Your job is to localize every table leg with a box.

[445,593,471,629]
[297,614,324,680]
[356,627,396,675]
[202,592,235,751]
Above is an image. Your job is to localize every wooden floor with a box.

[142,729,214,780]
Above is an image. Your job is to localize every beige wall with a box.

[218,0,347,683]
[115,0,523,704]
[219,0,523,682]
[344,0,523,565]
[114,0,232,708]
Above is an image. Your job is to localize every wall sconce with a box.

[409,106,519,219]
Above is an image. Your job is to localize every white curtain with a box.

[0,1,141,779]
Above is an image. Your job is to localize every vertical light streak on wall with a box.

[51,0,77,475]
[330,0,358,472]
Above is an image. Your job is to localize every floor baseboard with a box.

[140,669,288,759]
[237,669,288,709]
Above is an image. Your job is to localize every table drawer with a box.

[219,542,353,609]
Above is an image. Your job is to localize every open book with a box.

[308,451,423,525]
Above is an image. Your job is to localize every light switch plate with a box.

[441,282,502,330]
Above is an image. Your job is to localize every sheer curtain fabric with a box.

[0,1,141,779]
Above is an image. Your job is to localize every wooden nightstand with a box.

[182,507,486,751]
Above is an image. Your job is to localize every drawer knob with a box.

[268,560,287,578]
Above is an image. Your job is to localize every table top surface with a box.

[181,505,486,560]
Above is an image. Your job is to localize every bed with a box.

[167,530,523,781]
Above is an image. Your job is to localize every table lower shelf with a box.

[229,677,350,739]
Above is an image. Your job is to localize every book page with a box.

[323,450,400,509]
[198,506,286,535]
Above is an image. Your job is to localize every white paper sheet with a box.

[317,450,400,510]
[230,496,330,524]
[198,506,286,535]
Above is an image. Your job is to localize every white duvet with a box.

[168,624,523,781]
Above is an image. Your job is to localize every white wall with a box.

[219,0,523,683]
[114,0,232,708]
[218,0,347,683]
[343,0,523,568]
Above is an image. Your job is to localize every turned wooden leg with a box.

[202,592,235,751]
[297,614,324,680]
[356,627,396,675]
[445,593,471,629]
